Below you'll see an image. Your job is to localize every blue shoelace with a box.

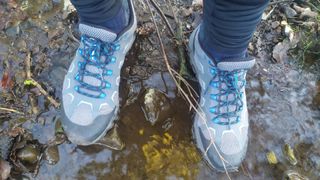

[208,62,246,125]
[74,35,120,98]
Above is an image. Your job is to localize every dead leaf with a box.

[266,151,278,165]
[1,71,14,89]
[8,127,25,137]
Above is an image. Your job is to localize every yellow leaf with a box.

[139,129,144,135]
[24,79,36,86]
[283,144,297,165]
[266,151,278,165]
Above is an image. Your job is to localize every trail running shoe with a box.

[61,0,137,145]
[189,25,255,171]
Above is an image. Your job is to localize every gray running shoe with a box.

[61,0,137,145]
[189,25,255,171]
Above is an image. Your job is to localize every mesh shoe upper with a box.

[189,25,254,170]
[61,0,137,145]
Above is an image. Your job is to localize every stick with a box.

[29,78,60,108]
[25,52,60,108]
[0,107,24,115]
[149,0,175,37]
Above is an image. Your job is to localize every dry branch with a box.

[0,107,24,115]
[149,0,175,36]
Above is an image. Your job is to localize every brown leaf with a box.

[8,127,25,137]
[1,71,14,90]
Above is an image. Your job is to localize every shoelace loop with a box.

[208,62,246,125]
[74,35,120,98]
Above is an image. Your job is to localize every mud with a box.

[0,0,319,179]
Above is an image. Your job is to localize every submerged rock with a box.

[9,131,43,173]
[16,144,40,164]
[44,145,59,165]
[141,88,171,125]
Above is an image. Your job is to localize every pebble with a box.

[5,25,20,37]
[283,6,297,19]
[0,159,11,180]
[271,21,280,29]
[15,39,27,52]
[44,145,59,165]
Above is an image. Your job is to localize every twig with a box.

[167,1,190,79]
[25,52,32,80]
[149,0,175,37]
[0,107,24,115]
[25,52,60,108]
[29,78,60,108]
[145,0,231,178]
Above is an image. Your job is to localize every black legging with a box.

[200,0,270,56]
[71,0,269,56]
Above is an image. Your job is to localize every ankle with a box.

[100,0,130,34]
[80,0,130,35]
[198,26,247,63]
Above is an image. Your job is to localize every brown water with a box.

[0,0,319,179]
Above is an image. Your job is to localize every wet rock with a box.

[283,6,297,19]
[125,81,142,106]
[15,39,27,52]
[44,145,59,165]
[9,131,43,173]
[5,25,20,37]
[16,145,40,164]
[271,21,280,29]
[0,135,14,159]
[21,0,53,16]
[0,39,9,57]
[180,7,192,17]
[0,158,11,180]
[141,88,171,125]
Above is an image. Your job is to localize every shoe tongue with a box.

[217,56,255,71]
[79,23,117,42]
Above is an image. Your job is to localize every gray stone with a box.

[283,6,297,19]
[142,88,171,125]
